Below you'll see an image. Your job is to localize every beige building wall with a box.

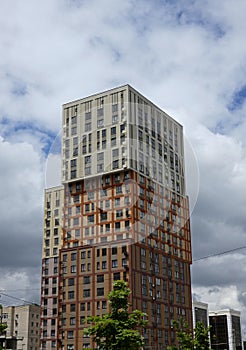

[2,304,40,350]
[40,185,64,350]
[43,186,64,259]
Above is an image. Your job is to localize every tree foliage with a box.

[84,280,148,350]
[0,304,7,350]
[168,318,211,350]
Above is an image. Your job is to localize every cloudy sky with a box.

[1,0,246,337]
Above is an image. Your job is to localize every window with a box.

[115,222,120,230]
[84,276,90,284]
[105,175,110,184]
[68,278,74,286]
[71,252,76,261]
[112,247,117,255]
[112,260,118,268]
[73,195,79,203]
[68,291,74,299]
[97,107,103,117]
[83,289,90,298]
[72,115,77,124]
[112,114,118,123]
[112,149,119,157]
[97,163,104,172]
[97,288,104,296]
[85,156,91,164]
[111,127,116,135]
[73,147,78,156]
[97,275,104,283]
[71,126,77,135]
[114,198,120,206]
[80,316,85,325]
[102,129,106,138]
[116,210,123,218]
[120,135,125,144]
[113,160,119,169]
[100,212,107,221]
[116,185,122,194]
[67,331,74,339]
[102,261,107,270]
[114,272,120,281]
[97,152,104,161]
[100,189,107,197]
[70,317,76,325]
[75,229,80,237]
[85,111,91,120]
[114,174,120,182]
[97,119,104,127]
[102,140,106,149]
[71,159,77,167]
[88,215,94,224]
[84,163,91,174]
[73,217,79,226]
[111,137,116,146]
[88,191,94,200]
[122,258,127,267]
[71,265,76,273]
[85,122,91,132]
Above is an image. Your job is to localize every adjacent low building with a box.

[0,304,40,350]
[209,309,242,350]
[192,301,209,329]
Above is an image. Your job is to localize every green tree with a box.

[84,280,148,350]
[168,318,210,350]
[0,304,7,350]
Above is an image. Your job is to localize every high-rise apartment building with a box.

[40,85,192,350]
[209,309,242,350]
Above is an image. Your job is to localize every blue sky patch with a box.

[0,118,59,157]
[228,85,246,111]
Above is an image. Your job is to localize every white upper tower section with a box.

[62,85,185,196]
